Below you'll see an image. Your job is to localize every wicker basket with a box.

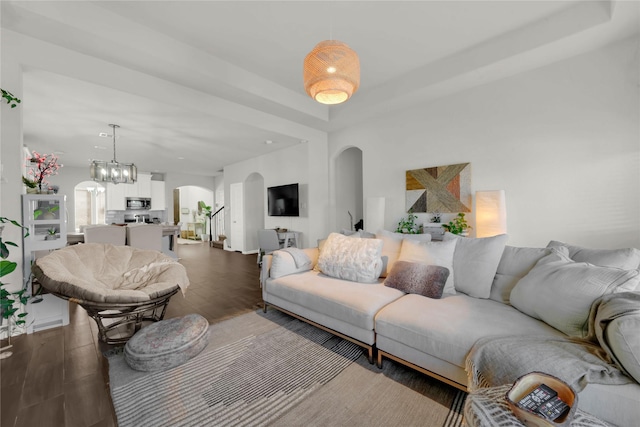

[506,372,577,427]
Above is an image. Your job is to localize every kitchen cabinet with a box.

[137,173,152,198]
[106,182,126,210]
[151,180,166,210]
[21,194,69,333]
[106,173,152,210]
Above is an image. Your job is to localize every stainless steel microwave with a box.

[126,197,151,210]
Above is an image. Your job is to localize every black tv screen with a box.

[268,183,299,216]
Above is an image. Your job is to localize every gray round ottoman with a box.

[124,314,210,372]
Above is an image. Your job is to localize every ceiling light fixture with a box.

[89,124,137,184]
[303,40,360,105]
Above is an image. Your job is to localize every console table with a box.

[277,230,300,248]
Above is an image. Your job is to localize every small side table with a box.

[464,385,612,427]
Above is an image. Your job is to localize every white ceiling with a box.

[2,1,638,177]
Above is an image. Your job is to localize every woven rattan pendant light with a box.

[303,40,360,105]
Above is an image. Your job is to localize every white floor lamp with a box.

[475,190,507,237]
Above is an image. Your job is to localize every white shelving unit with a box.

[21,194,69,333]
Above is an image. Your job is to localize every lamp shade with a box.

[475,190,507,238]
[303,40,360,105]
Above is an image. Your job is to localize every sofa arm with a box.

[260,254,273,288]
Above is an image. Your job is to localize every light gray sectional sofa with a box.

[260,231,640,426]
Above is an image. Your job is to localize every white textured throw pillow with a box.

[511,247,640,338]
[317,232,384,283]
[397,239,457,294]
[443,232,508,298]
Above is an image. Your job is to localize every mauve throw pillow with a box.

[384,261,450,299]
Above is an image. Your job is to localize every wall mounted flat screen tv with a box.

[268,183,299,217]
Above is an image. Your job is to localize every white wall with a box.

[224,142,315,251]
[330,37,640,249]
[335,147,363,231]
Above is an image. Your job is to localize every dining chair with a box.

[84,225,126,245]
[126,224,163,251]
[257,229,284,266]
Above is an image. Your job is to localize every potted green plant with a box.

[198,201,213,243]
[442,212,472,236]
[0,217,29,333]
[395,211,420,234]
[45,227,58,240]
[22,176,38,194]
[33,205,59,220]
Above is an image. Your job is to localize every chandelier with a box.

[303,40,360,105]
[90,124,137,184]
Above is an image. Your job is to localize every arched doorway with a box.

[334,147,363,232]
[74,181,106,232]
[173,185,214,240]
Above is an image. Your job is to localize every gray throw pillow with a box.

[547,241,640,270]
[490,246,552,304]
[443,232,508,298]
[511,247,640,338]
[384,261,449,299]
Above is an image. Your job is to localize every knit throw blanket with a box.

[466,293,639,392]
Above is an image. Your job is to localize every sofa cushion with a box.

[511,247,640,338]
[547,241,640,270]
[266,271,404,331]
[397,239,457,294]
[384,261,449,298]
[317,232,383,283]
[270,248,315,279]
[374,293,564,369]
[443,232,508,298]
[490,246,552,304]
[375,230,404,277]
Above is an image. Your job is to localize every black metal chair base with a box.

[54,288,179,345]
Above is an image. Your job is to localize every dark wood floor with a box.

[0,243,262,427]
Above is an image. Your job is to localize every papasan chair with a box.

[32,243,190,344]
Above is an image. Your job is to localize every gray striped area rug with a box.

[107,310,466,427]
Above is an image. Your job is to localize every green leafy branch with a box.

[1,89,21,108]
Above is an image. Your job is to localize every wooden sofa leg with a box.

[367,347,374,364]
[377,351,383,369]
[263,303,268,313]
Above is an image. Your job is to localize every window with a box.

[74,181,105,231]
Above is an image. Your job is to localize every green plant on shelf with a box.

[47,227,57,236]
[33,205,59,220]
[395,211,419,234]
[22,176,37,189]
[442,212,471,235]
